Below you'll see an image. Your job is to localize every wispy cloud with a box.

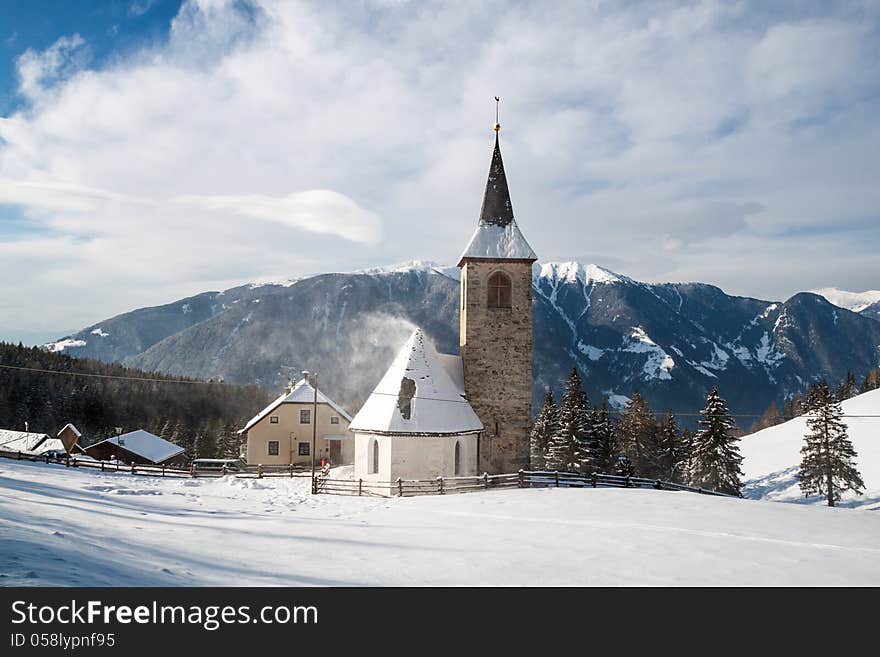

[0,0,879,339]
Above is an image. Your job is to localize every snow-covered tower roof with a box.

[349,328,483,436]
[458,132,537,266]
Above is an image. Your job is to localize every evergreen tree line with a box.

[530,368,744,495]
[0,342,270,461]
[751,368,880,433]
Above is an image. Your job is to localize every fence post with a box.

[555,471,560,488]
[654,479,662,490]
[289,463,293,478]
[358,478,363,496]
[161,464,165,477]
[483,472,489,490]
[438,476,444,495]
[190,462,196,478]
[698,487,704,494]
[591,473,597,488]
[72,458,78,468]
[397,478,403,497]
[518,469,524,488]
[101,461,104,473]
[17,451,21,461]
[311,475,317,495]
[130,462,135,475]
[65,455,70,467]
[257,464,263,479]
[45,454,50,464]
[625,475,631,488]
[222,465,228,476]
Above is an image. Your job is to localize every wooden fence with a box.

[315,470,737,498]
[0,449,311,480]
[1,449,736,498]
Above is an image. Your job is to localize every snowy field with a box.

[741,388,880,509]
[2,459,879,586]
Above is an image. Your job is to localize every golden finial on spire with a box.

[494,96,501,132]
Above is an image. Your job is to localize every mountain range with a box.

[43,261,880,423]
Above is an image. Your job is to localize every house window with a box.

[487,272,512,308]
[268,441,279,456]
[298,442,310,456]
[300,409,311,424]
[269,416,279,424]
[454,440,462,476]
[330,416,339,425]
[371,439,379,475]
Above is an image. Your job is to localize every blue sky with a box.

[1,0,879,345]
[0,1,182,115]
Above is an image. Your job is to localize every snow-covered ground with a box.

[741,388,880,509]
[2,459,879,586]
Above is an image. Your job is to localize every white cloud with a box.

[0,0,879,339]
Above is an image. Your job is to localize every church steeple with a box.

[457,117,537,266]
[478,134,515,227]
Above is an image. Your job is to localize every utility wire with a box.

[0,363,227,386]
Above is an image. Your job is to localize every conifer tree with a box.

[529,390,560,470]
[589,401,618,473]
[616,391,658,477]
[861,368,880,393]
[756,400,783,431]
[797,382,864,507]
[546,369,590,472]
[690,386,743,495]
[656,412,687,483]
[836,372,858,401]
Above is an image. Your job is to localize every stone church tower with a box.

[458,128,537,473]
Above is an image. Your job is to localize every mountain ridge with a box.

[42,261,880,419]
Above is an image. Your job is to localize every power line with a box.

[0,363,227,386]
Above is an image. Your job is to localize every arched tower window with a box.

[487,272,512,308]
[370,439,379,474]
[454,440,462,476]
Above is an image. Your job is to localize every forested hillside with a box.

[0,342,269,460]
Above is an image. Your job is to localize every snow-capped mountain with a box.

[812,287,880,321]
[44,260,880,419]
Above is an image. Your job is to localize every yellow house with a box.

[239,378,354,467]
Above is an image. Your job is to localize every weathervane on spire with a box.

[494,96,501,132]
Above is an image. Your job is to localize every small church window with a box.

[487,272,512,308]
[371,439,380,474]
[454,440,462,476]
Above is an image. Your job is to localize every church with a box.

[350,122,537,480]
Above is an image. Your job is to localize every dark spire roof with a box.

[478,133,515,227]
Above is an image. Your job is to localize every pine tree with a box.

[861,368,880,393]
[546,369,590,473]
[797,382,864,507]
[656,412,687,483]
[589,401,618,473]
[529,390,560,470]
[836,372,858,401]
[690,386,743,495]
[756,400,783,431]
[616,391,658,477]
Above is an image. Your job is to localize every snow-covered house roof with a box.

[87,430,185,464]
[0,429,53,455]
[240,378,352,434]
[349,328,483,436]
[458,133,537,265]
[57,423,82,438]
